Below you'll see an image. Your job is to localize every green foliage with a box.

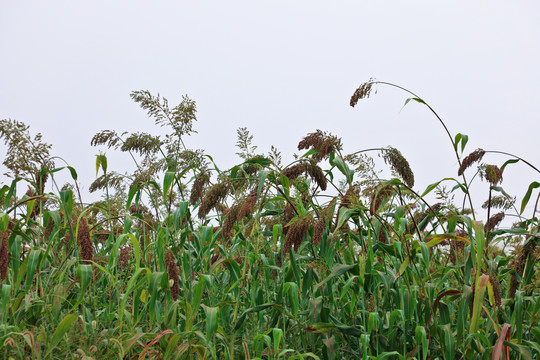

[0,84,538,359]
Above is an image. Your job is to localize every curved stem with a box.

[485,150,540,175]
[372,81,476,219]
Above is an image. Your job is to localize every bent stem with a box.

[370,81,476,219]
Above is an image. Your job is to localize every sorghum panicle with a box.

[198,182,229,219]
[458,149,486,176]
[165,250,180,301]
[0,230,9,281]
[77,217,93,264]
[350,79,376,107]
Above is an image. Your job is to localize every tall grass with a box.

[0,82,538,359]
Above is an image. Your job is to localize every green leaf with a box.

[67,166,78,181]
[124,216,132,233]
[415,326,428,360]
[185,276,206,331]
[504,341,533,360]
[234,303,274,331]
[60,190,74,219]
[454,133,462,151]
[204,306,219,340]
[124,234,141,268]
[339,276,357,301]
[279,175,290,197]
[0,213,10,232]
[331,155,354,183]
[285,282,299,316]
[520,181,540,214]
[301,148,320,158]
[125,183,139,211]
[402,97,413,111]
[376,352,400,360]
[118,267,150,326]
[500,158,519,172]
[440,324,455,360]
[304,322,336,334]
[258,169,270,199]
[1,284,11,321]
[514,290,523,343]
[25,249,41,290]
[273,328,283,355]
[173,202,189,230]
[4,179,17,210]
[395,257,410,280]
[315,264,357,292]
[245,157,271,167]
[460,134,468,152]
[77,264,92,297]
[0,186,10,205]
[454,133,468,152]
[163,171,175,199]
[45,314,78,357]
[95,154,107,176]
[470,274,489,334]
[335,207,362,231]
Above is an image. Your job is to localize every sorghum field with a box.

[0,80,538,359]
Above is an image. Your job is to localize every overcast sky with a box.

[1,1,539,222]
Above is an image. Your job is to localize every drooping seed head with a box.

[458,149,485,176]
[298,130,342,161]
[282,164,304,181]
[350,79,376,107]
[222,204,240,242]
[370,183,394,215]
[382,147,414,188]
[189,172,210,206]
[485,212,505,233]
[198,182,229,219]
[237,190,258,221]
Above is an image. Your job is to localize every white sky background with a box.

[1,1,539,225]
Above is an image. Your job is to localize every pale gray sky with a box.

[1,1,539,221]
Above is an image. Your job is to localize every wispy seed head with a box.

[283,161,327,190]
[350,79,376,107]
[383,147,414,188]
[282,164,304,181]
[189,172,210,206]
[298,130,342,161]
[198,182,229,219]
[458,149,485,176]
[485,212,505,233]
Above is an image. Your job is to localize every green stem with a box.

[372,81,476,219]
